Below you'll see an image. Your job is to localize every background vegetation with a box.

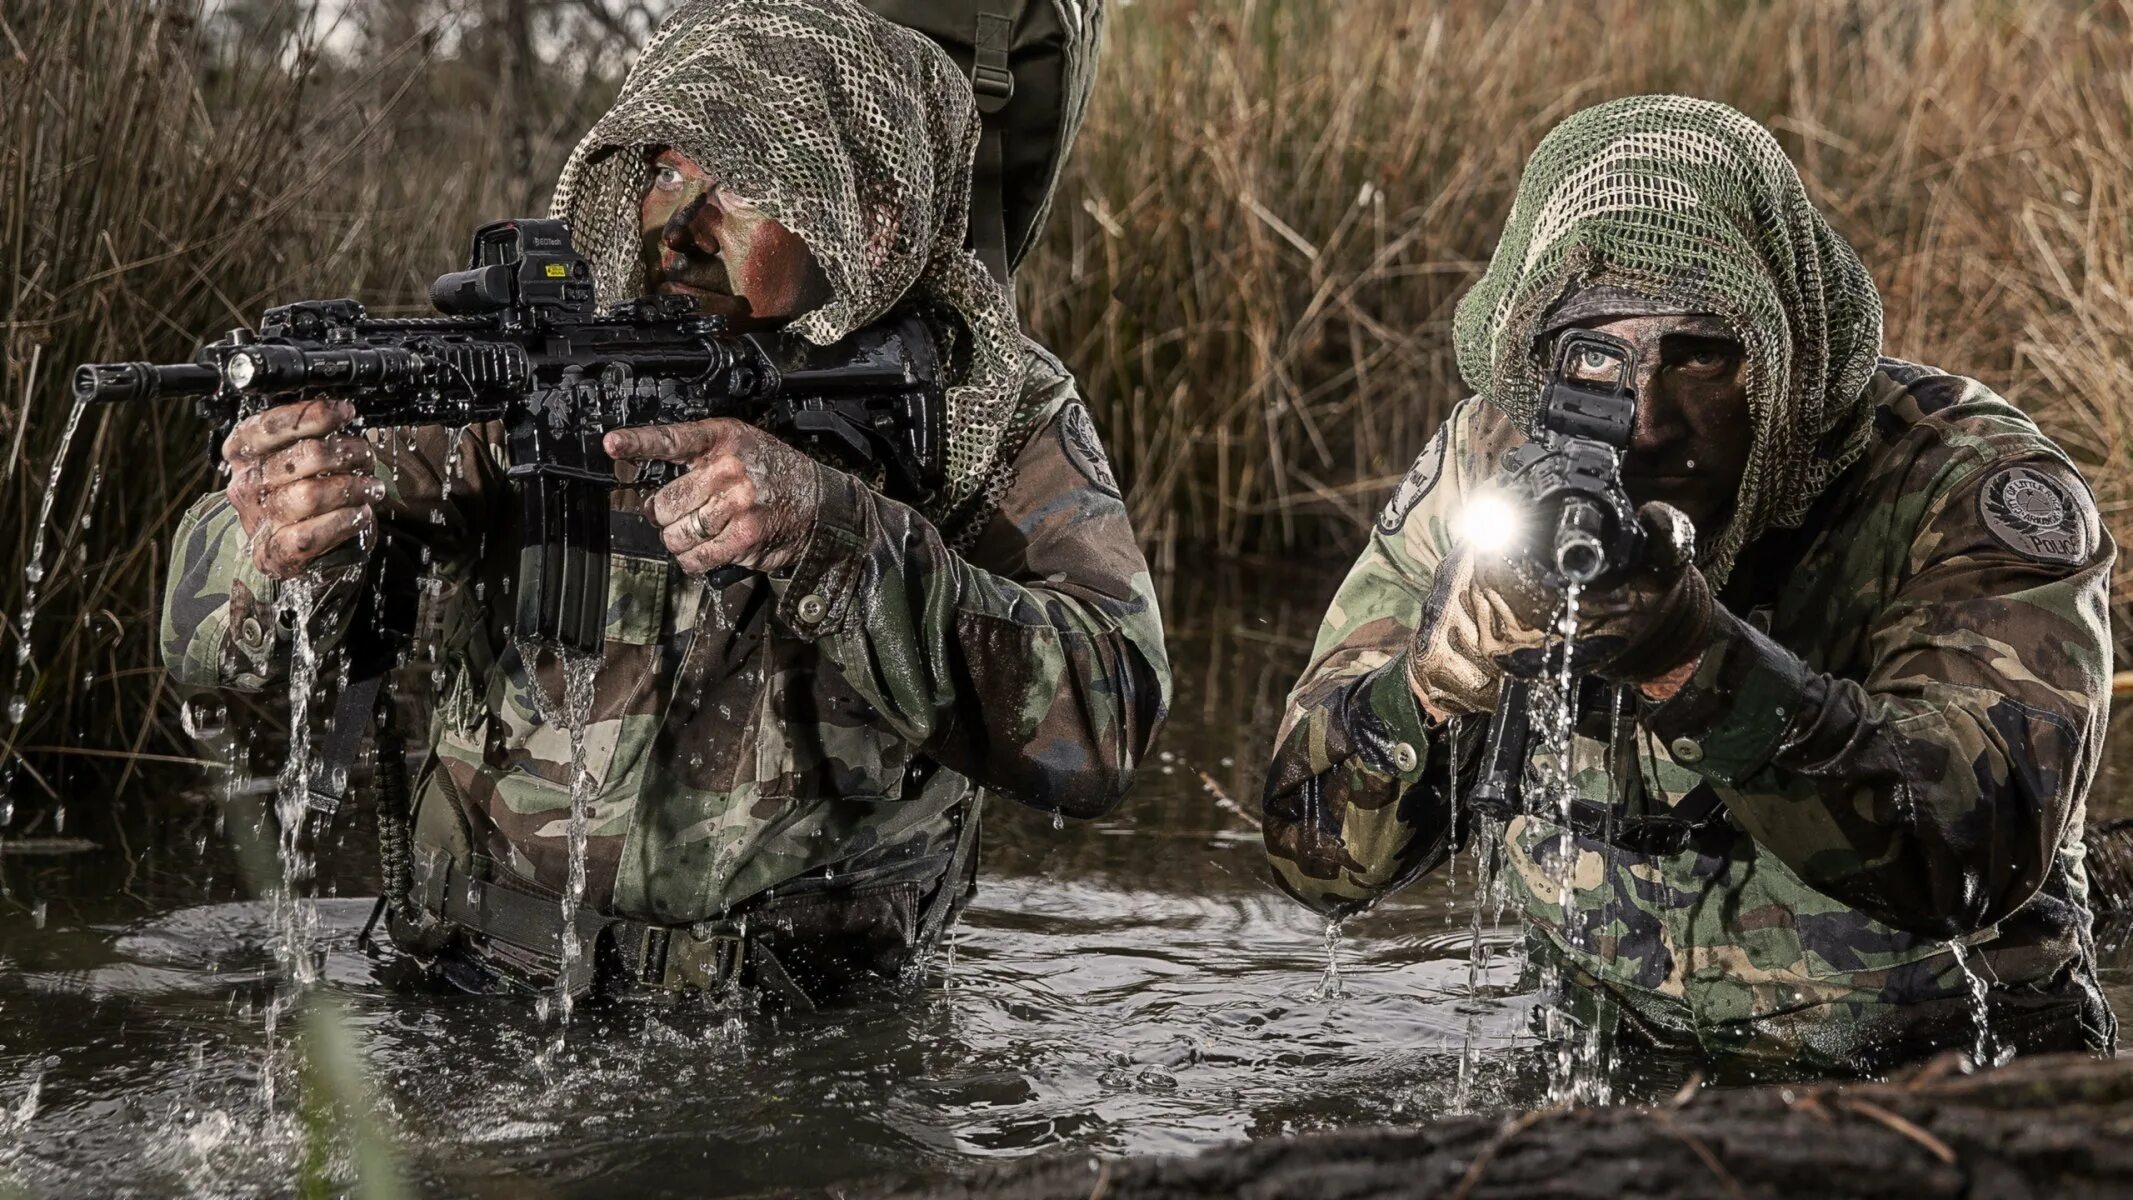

[2,0,2128,806]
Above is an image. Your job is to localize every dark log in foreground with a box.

[899,1053,2133,1200]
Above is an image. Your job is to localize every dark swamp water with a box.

[1,560,2129,1198]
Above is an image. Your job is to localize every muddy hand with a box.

[221,398,381,580]
[1473,501,1712,689]
[605,418,822,576]
[1406,547,1555,721]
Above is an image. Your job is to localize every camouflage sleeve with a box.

[1260,403,1482,916]
[1644,451,2115,938]
[770,378,1170,818]
[158,422,507,691]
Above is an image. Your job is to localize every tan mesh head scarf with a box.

[550,0,1033,533]
[1452,95,1883,585]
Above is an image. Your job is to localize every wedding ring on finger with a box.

[689,509,713,542]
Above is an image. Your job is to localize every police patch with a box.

[1979,464,2088,566]
[1059,403,1120,498]
[1377,430,1447,535]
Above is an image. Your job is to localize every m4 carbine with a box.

[1467,329,1644,819]
[74,217,945,654]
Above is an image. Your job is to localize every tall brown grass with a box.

[1,0,2128,796]
[0,0,620,801]
[1020,0,2133,649]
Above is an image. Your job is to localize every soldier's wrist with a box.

[1635,652,1703,701]
[1638,608,1812,784]
[772,459,869,637]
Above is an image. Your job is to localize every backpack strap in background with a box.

[968,6,1019,285]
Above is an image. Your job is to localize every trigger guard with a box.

[632,461,685,490]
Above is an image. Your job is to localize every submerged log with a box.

[901,1053,2133,1200]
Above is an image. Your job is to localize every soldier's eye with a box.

[1671,342,1740,377]
[651,164,685,190]
[1569,347,1622,384]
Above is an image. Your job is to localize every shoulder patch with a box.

[1059,403,1120,498]
[1377,429,1448,536]
[1978,463,2088,566]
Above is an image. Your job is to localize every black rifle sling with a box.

[308,529,421,815]
[917,795,984,952]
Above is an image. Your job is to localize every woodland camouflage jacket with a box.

[163,340,1169,936]
[1262,362,2117,1068]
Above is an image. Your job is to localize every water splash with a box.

[1311,917,1346,1001]
[271,576,325,989]
[1536,584,1613,1106]
[1453,824,1503,1114]
[7,395,90,724]
[247,575,332,1120]
[2,1059,45,1134]
[1947,939,2005,1068]
[519,640,602,1058]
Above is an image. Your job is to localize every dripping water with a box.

[1947,939,2005,1067]
[1312,917,1346,1001]
[256,574,329,1114]
[518,640,602,1062]
[8,395,90,725]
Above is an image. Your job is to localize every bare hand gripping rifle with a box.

[1466,329,1644,819]
[74,217,945,653]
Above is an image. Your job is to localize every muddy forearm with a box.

[1261,648,1458,915]
[775,439,1170,817]
[1645,606,2098,937]
[159,493,368,690]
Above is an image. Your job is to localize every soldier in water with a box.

[162,0,1167,1006]
[1261,96,2115,1070]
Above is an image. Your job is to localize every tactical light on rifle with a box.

[1455,489,1525,557]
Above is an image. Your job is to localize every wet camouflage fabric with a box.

[1262,362,2117,1068]
[164,340,1170,931]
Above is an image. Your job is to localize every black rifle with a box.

[1467,329,1644,818]
[74,217,944,653]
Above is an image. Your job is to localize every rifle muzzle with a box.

[73,362,220,405]
[1554,496,1607,585]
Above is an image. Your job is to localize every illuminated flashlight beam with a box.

[1455,490,1524,556]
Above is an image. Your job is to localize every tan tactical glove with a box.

[1406,501,1714,718]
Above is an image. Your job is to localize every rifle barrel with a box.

[73,362,219,405]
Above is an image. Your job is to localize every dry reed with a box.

[1,0,2127,790]
[1020,0,2133,649]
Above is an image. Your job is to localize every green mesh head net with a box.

[1452,95,1883,584]
[550,0,1037,537]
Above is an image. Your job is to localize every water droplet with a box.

[31,900,46,929]
[180,698,229,740]
[23,560,42,585]
[7,696,25,725]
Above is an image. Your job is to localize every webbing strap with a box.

[306,672,383,814]
[967,8,1016,283]
[917,795,984,951]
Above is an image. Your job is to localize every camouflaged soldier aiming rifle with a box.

[163,0,1167,1006]
[1261,96,2117,1070]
